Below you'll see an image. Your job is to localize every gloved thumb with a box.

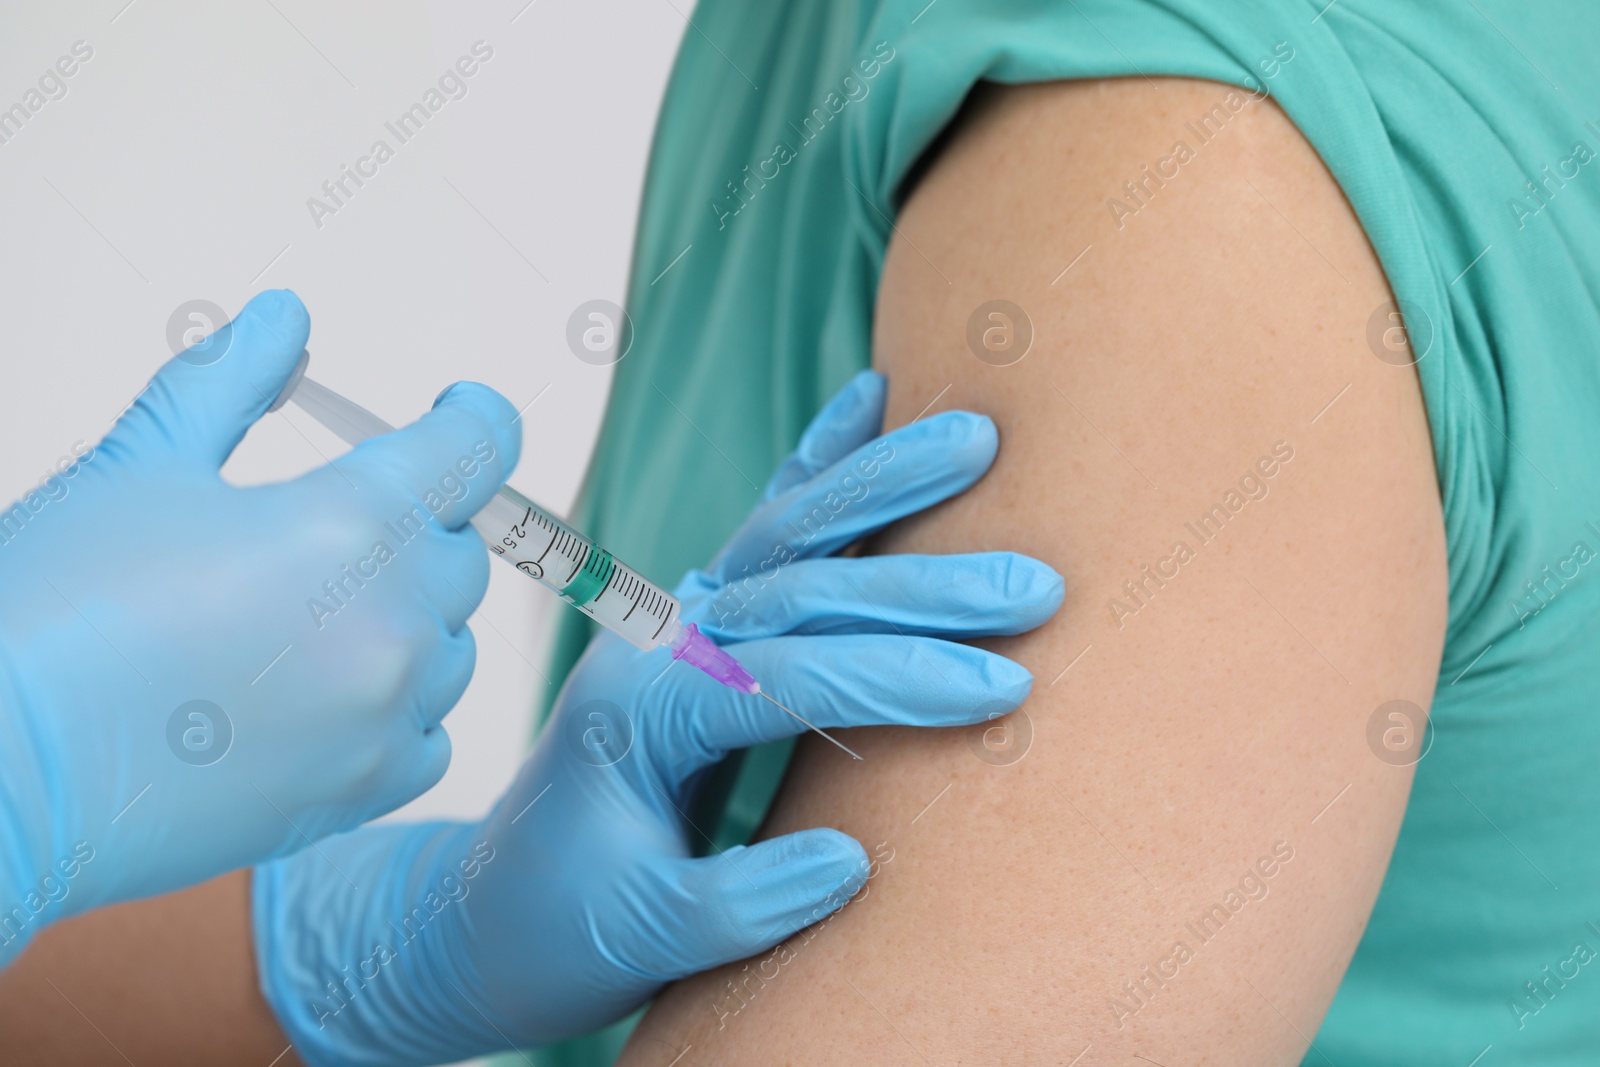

[652,828,870,980]
[105,290,311,470]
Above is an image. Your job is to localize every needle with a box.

[753,687,863,761]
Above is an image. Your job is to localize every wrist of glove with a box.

[0,653,76,960]
[253,822,495,1067]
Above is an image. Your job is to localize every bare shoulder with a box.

[624,77,1447,1065]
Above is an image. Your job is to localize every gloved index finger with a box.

[695,553,1065,643]
[710,409,997,582]
[335,381,521,531]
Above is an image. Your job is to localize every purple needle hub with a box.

[668,623,760,693]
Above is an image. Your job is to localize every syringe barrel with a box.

[280,369,686,652]
[470,487,682,651]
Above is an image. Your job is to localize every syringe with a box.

[268,352,860,760]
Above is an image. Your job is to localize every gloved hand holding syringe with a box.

[272,351,861,759]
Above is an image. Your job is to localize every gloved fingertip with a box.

[819,831,872,900]
[241,289,311,344]
[840,369,887,418]
[1041,567,1067,608]
[988,654,1035,705]
[850,368,886,390]
[802,826,869,868]
[797,371,886,459]
[820,369,878,413]
[432,381,522,470]
[1005,553,1066,609]
[771,828,869,903]
[922,410,999,473]
[433,380,515,422]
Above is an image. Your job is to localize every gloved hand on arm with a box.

[0,290,519,965]
[252,370,1065,1065]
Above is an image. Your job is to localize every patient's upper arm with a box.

[623,77,1447,1065]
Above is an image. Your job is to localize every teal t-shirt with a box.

[523,2,1600,1063]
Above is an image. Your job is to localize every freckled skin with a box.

[621,78,1445,1066]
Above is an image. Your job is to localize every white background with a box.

[0,0,686,839]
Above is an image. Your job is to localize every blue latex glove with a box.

[0,290,519,963]
[253,371,1064,1066]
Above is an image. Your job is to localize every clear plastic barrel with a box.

[470,487,681,650]
[282,369,687,653]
